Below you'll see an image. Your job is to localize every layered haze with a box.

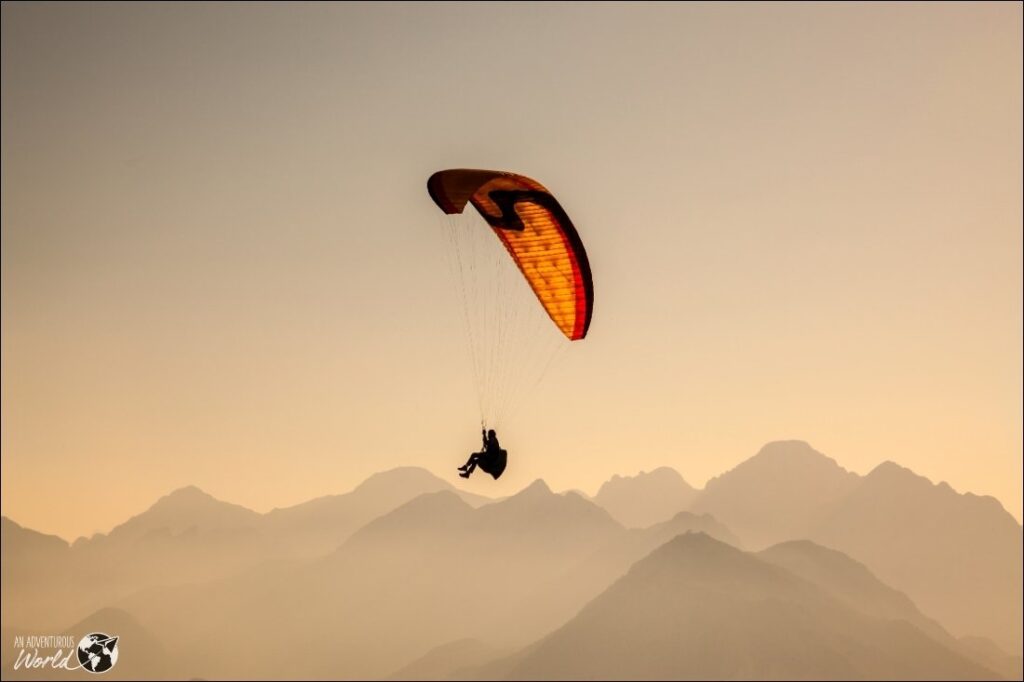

[2,441,1020,680]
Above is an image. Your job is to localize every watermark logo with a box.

[11,633,120,674]
[76,633,119,674]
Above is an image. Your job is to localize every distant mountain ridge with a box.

[1,516,68,554]
[690,440,860,547]
[593,467,698,528]
[73,485,262,548]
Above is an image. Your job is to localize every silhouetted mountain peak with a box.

[854,459,1019,527]
[753,440,843,467]
[354,466,451,496]
[864,461,1005,509]
[598,464,688,485]
[593,466,698,528]
[693,441,860,548]
[145,485,259,519]
[620,531,769,587]
[597,466,694,496]
[646,511,744,548]
[267,466,478,518]
[152,484,219,508]
[475,478,623,541]
[703,440,857,492]
[518,479,553,498]
[1,516,70,554]
[867,459,919,481]
[651,530,741,559]
[864,461,964,498]
[346,490,474,543]
[173,484,205,495]
[592,532,809,613]
[491,479,616,519]
[73,485,262,547]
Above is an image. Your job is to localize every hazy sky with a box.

[3,2,1021,540]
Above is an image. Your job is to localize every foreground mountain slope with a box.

[475,533,997,680]
[759,540,1020,678]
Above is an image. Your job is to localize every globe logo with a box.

[76,633,119,674]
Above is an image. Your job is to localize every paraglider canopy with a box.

[428,169,593,341]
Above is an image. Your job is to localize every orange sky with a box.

[2,2,1021,540]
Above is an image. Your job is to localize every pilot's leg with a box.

[459,453,480,476]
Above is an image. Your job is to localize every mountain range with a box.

[2,440,1020,679]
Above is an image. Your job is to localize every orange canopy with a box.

[428,169,593,340]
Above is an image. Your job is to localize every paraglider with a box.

[427,169,593,479]
[458,429,507,480]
